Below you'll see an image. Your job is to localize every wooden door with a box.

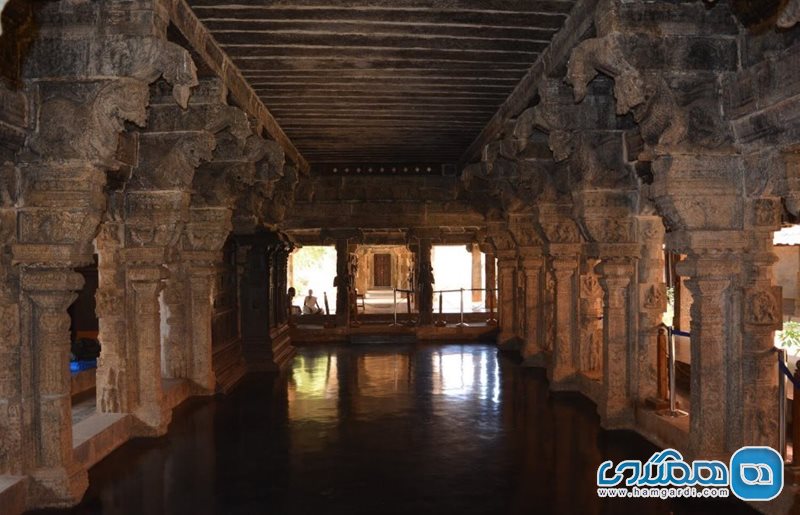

[373,253,392,288]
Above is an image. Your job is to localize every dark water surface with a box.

[33,343,756,515]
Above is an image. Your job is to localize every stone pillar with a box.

[417,238,434,325]
[549,254,580,386]
[126,261,170,435]
[578,258,603,380]
[161,264,190,380]
[181,205,233,392]
[496,250,518,347]
[739,199,783,450]
[186,266,215,391]
[121,193,185,436]
[266,246,278,328]
[637,217,667,406]
[484,249,497,315]
[519,250,545,365]
[335,238,351,326]
[238,234,271,370]
[20,269,88,503]
[95,221,131,414]
[471,243,482,302]
[598,257,637,427]
[275,245,290,326]
[678,254,739,458]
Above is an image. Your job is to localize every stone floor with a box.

[34,344,757,515]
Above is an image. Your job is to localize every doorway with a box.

[373,253,392,288]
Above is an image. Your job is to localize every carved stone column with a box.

[519,249,545,365]
[238,234,272,370]
[12,78,142,501]
[161,261,190,381]
[416,237,434,326]
[95,220,131,414]
[125,260,169,435]
[496,250,519,348]
[678,254,739,458]
[739,198,783,450]
[598,257,637,427]
[335,238,351,326]
[237,232,294,371]
[20,269,88,504]
[637,216,667,406]
[541,214,582,387]
[470,244,482,302]
[578,258,603,380]
[182,207,233,392]
[484,249,496,313]
[549,253,580,386]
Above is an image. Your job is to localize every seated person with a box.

[287,287,302,316]
[302,289,323,315]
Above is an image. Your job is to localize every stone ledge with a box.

[634,406,690,453]
[162,378,192,413]
[72,413,132,470]
[70,369,96,398]
[0,476,27,515]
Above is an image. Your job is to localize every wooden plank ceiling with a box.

[187,0,578,165]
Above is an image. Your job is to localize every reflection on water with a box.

[33,343,758,515]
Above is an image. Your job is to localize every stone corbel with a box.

[130,132,216,191]
[123,38,199,109]
[183,207,233,256]
[566,30,687,157]
[27,79,150,168]
[262,165,299,227]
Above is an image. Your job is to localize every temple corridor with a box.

[30,344,755,515]
[5,0,800,512]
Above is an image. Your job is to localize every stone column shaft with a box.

[520,254,544,363]
[599,258,636,427]
[677,254,740,458]
[485,251,497,310]
[21,269,88,502]
[187,267,216,392]
[335,238,351,326]
[496,250,518,347]
[471,244,482,302]
[550,255,580,386]
[239,237,271,370]
[127,265,170,435]
[417,238,434,325]
[95,222,131,415]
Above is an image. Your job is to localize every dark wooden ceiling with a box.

[187,0,578,164]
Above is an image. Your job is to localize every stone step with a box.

[349,333,417,345]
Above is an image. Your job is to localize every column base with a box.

[212,340,248,394]
[132,405,172,437]
[27,464,88,509]
[271,323,296,370]
[497,333,521,351]
[599,406,636,431]
[521,351,548,368]
[548,366,579,391]
[0,475,27,515]
[245,324,296,372]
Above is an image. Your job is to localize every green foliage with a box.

[780,321,800,348]
[290,246,337,303]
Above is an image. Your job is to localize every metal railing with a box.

[659,325,689,418]
[779,348,788,461]
[389,287,497,327]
